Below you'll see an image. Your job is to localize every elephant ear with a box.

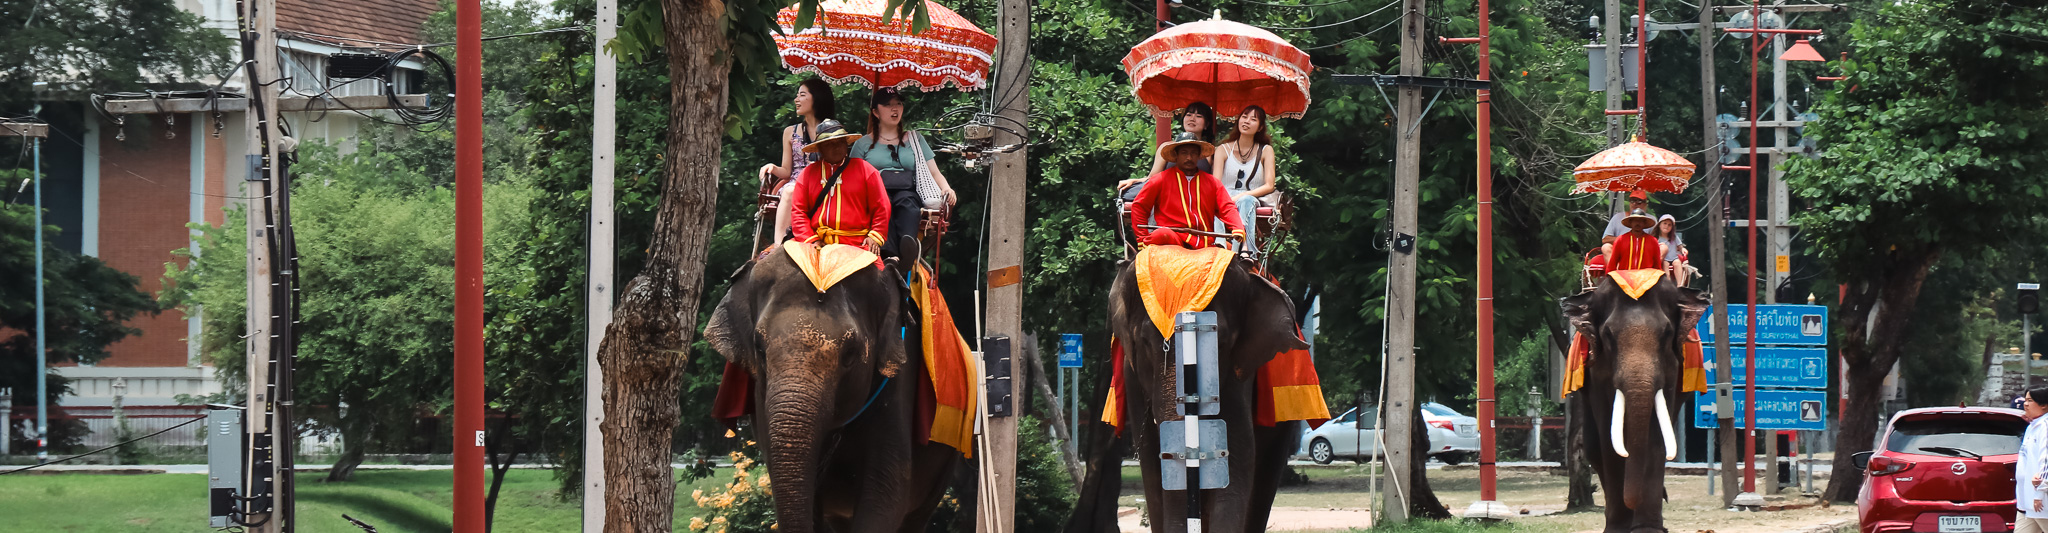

[1673,286,1710,333]
[1231,259,1309,373]
[704,259,765,372]
[1559,288,1599,338]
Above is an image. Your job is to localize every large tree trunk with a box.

[1822,247,1940,502]
[324,404,372,482]
[484,416,522,533]
[599,0,731,530]
[1564,392,1596,511]
[1407,407,1451,519]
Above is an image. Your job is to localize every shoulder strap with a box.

[807,161,851,220]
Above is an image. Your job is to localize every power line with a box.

[1249,0,1401,31]
[0,417,206,475]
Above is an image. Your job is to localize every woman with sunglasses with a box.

[1119,101,1218,196]
[850,87,956,259]
[758,78,836,243]
[1213,105,1277,253]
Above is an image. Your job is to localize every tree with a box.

[1780,0,2048,502]
[0,0,231,113]
[0,202,157,450]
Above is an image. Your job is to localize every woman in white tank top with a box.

[1213,105,1279,253]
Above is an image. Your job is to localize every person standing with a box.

[2017,388,2048,532]
[1213,105,1279,253]
[1128,136,1243,249]
[788,120,889,250]
[759,78,837,243]
[850,87,957,258]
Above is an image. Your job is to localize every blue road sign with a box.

[1702,346,1829,389]
[1692,389,1828,431]
[1696,304,1829,346]
[1058,333,1083,368]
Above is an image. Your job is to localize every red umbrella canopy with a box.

[1571,139,1696,194]
[775,0,999,91]
[1121,18,1314,119]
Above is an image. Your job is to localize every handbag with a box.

[912,131,943,208]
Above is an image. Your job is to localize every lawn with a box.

[0,468,735,532]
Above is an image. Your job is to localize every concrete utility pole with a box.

[1603,0,1625,146]
[1758,26,1787,495]
[1381,0,1426,521]
[582,0,617,529]
[977,0,1030,528]
[240,0,286,528]
[1699,0,1739,506]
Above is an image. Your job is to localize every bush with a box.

[687,448,776,533]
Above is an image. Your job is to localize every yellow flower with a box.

[771,523,779,531]
[745,440,757,446]
[756,474,772,488]
[712,517,728,525]
[725,429,736,438]
[689,517,708,531]
[693,489,705,501]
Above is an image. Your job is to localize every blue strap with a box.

[836,377,892,428]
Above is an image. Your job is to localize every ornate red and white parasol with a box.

[1121,18,1314,119]
[774,0,998,92]
[1571,137,1696,194]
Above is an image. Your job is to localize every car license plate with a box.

[1456,425,1476,438]
[1937,515,1980,532]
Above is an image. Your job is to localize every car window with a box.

[1336,409,1358,424]
[1356,407,1378,430]
[1422,404,1460,417]
[1884,416,2025,456]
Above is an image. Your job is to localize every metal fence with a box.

[13,406,209,449]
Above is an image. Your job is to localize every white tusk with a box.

[1611,390,1629,458]
[1656,389,1678,461]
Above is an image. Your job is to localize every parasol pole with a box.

[1152,0,1171,146]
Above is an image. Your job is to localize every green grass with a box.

[0,468,736,532]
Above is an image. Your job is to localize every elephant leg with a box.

[895,444,956,533]
[1243,421,1301,533]
[1592,447,1634,533]
[843,380,920,533]
[1128,373,1186,533]
[1194,378,1261,533]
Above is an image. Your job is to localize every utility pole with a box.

[1463,0,1508,517]
[1381,0,1426,521]
[581,0,617,529]
[977,0,1029,528]
[1603,0,1624,146]
[7,122,49,463]
[1700,0,1739,506]
[239,0,286,528]
[1759,24,1788,496]
[453,0,487,530]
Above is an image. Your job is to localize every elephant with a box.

[1088,255,1313,533]
[1559,276,1709,533]
[704,250,958,533]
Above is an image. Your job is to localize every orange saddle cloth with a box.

[1133,245,1235,338]
[782,240,880,293]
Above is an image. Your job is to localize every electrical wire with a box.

[0,417,206,475]
[1250,0,1401,31]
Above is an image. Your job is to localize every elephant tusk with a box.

[1656,389,1678,461]
[1611,390,1629,458]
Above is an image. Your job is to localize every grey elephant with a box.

[1559,275,1710,533]
[705,249,958,533]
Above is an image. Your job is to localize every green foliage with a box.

[0,0,233,113]
[685,448,777,533]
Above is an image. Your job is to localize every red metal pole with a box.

[1475,0,1497,502]
[1742,3,1761,496]
[454,0,485,530]
[1635,0,1648,131]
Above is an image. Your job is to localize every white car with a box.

[1297,403,1481,465]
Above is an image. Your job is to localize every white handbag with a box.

[912,131,943,208]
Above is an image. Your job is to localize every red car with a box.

[1855,406,2027,533]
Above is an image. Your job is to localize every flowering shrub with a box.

[688,447,778,533]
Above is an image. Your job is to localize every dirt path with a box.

[1112,465,1855,532]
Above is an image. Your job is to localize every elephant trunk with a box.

[765,385,829,533]
[1619,386,1664,511]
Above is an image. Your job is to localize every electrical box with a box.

[1585,44,1641,92]
[206,407,243,528]
[983,336,1013,417]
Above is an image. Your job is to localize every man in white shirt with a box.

[2018,389,2048,532]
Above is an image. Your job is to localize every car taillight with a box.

[1428,420,1454,431]
[1868,455,1911,476]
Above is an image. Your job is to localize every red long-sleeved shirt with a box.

[1129,167,1244,249]
[789,157,890,246]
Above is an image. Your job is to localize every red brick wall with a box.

[96,127,192,368]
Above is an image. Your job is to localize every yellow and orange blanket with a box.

[1101,246,1330,433]
[1560,269,1708,396]
[711,246,977,457]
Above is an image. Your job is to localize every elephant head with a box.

[1560,277,1707,529]
[704,252,907,532]
[1110,257,1308,424]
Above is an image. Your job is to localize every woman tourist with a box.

[850,87,956,258]
[1212,105,1278,253]
[758,78,837,243]
[1121,101,1218,195]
